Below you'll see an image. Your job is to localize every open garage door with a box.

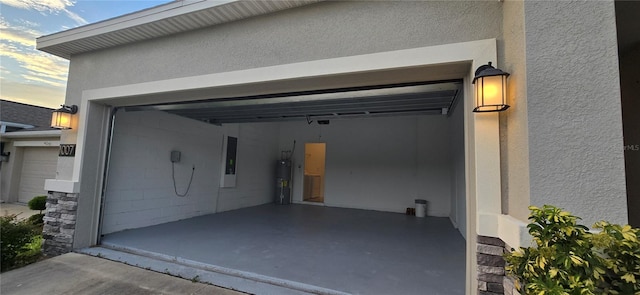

[124,81,462,123]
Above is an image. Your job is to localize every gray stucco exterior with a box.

[523,1,626,225]
[64,1,502,100]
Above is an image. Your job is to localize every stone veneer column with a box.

[42,191,78,256]
[477,236,521,295]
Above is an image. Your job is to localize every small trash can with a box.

[415,199,427,218]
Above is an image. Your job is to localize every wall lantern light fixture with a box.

[472,62,510,112]
[51,104,78,129]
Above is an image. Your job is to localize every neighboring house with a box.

[33,1,639,294]
[0,100,61,204]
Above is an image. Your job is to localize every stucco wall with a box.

[278,115,454,218]
[499,0,530,221]
[523,0,627,225]
[63,1,502,108]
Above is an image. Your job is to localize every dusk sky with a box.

[1,0,172,108]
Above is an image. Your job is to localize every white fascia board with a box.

[0,121,35,129]
[36,0,236,49]
[13,140,60,147]
[1,130,61,138]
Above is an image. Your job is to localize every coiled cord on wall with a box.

[172,162,195,197]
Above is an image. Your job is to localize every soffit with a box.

[36,0,322,59]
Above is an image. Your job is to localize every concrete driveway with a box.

[0,203,39,220]
[0,253,244,295]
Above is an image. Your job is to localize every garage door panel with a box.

[18,147,59,203]
[21,165,57,177]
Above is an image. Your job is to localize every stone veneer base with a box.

[477,235,520,295]
[42,191,78,256]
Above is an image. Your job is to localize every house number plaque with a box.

[59,144,76,157]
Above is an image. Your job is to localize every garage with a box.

[95,79,467,294]
[101,80,466,229]
[17,147,59,203]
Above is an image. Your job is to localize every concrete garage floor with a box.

[100,204,465,295]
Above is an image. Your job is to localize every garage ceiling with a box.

[124,80,462,124]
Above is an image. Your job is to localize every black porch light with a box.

[472,62,510,112]
[51,104,78,129]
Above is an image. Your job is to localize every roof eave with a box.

[1,130,62,138]
[36,0,322,60]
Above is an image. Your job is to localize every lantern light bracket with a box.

[57,105,78,114]
[472,62,510,83]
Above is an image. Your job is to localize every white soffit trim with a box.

[1,130,61,138]
[36,0,322,59]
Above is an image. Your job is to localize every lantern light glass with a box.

[472,62,510,113]
[51,105,78,129]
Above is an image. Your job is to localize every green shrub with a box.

[592,221,640,293]
[27,213,44,225]
[28,195,47,214]
[0,215,40,271]
[505,205,640,295]
[15,235,43,267]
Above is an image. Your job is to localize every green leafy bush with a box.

[15,235,43,267]
[505,205,640,295]
[28,195,47,214]
[0,214,40,271]
[27,213,44,225]
[592,221,640,293]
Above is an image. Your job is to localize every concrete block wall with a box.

[278,115,453,217]
[102,111,279,234]
[216,122,279,212]
[102,111,222,234]
[102,110,458,235]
